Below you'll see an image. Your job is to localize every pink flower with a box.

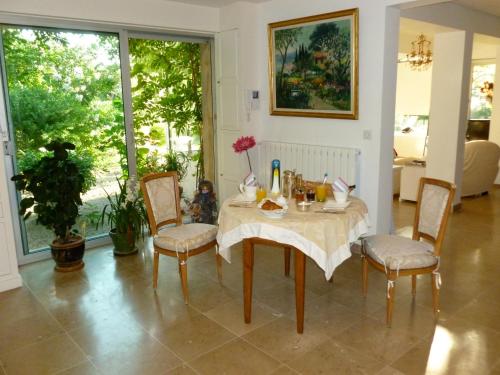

[232,136,256,172]
[232,136,256,153]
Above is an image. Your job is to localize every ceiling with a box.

[400,17,500,59]
[166,0,500,17]
[453,0,500,17]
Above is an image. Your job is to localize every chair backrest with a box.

[140,172,181,235]
[413,177,456,256]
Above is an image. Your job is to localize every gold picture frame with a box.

[268,9,359,119]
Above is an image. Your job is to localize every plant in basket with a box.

[99,178,148,255]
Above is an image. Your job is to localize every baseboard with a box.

[0,273,23,293]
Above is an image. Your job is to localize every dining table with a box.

[216,195,370,333]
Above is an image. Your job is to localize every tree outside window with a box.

[470,62,496,119]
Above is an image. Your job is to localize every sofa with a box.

[462,140,500,197]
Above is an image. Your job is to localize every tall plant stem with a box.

[245,150,252,172]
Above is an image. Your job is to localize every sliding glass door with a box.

[0,26,128,262]
[0,23,214,264]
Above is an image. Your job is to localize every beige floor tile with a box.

[0,287,46,325]
[454,296,500,332]
[55,361,100,375]
[376,366,406,375]
[0,310,64,356]
[392,316,500,375]
[126,299,201,336]
[184,277,239,313]
[369,298,445,337]
[286,293,365,337]
[333,317,421,364]
[253,280,320,315]
[1,334,86,375]
[268,366,299,375]
[204,298,279,336]
[67,314,150,357]
[242,317,329,364]
[490,360,500,375]
[91,338,181,375]
[287,338,386,374]
[189,338,280,374]
[164,364,198,375]
[153,314,236,362]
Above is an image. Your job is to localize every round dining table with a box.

[216,195,370,333]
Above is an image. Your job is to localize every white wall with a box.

[395,54,432,115]
[218,0,416,233]
[0,0,219,33]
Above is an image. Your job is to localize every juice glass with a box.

[315,184,327,202]
[256,186,267,202]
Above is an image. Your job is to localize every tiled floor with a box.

[1,188,500,374]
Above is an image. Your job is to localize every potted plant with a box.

[11,141,87,272]
[99,177,148,255]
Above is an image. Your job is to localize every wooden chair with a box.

[140,172,222,304]
[362,177,455,326]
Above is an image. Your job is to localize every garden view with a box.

[2,26,204,253]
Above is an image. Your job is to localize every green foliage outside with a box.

[3,28,127,177]
[3,28,203,184]
[129,39,204,181]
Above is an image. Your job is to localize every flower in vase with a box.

[232,136,256,172]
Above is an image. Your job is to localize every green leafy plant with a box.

[11,140,85,243]
[165,150,188,181]
[99,178,147,241]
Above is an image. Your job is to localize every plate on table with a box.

[258,198,288,219]
[323,200,351,210]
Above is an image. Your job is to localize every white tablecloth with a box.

[216,197,370,279]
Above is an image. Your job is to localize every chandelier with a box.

[406,34,433,71]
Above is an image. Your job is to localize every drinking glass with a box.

[315,184,327,202]
[256,186,267,202]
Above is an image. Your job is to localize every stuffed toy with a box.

[190,180,217,224]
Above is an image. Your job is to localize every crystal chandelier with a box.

[406,34,432,71]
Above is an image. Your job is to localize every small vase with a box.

[109,228,138,256]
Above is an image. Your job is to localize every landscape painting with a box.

[268,9,358,119]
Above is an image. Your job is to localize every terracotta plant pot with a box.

[109,228,138,256]
[50,235,85,272]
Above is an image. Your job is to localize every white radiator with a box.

[257,141,360,190]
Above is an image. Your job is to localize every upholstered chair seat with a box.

[362,177,455,326]
[141,171,222,304]
[363,235,437,270]
[154,224,218,252]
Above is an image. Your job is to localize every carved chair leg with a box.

[362,256,368,296]
[431,273,440,315]
[153,250,160,289]
[216,252,223,283]
[412,275,417,297]
[178,257,189,304]
[386,273,397,327]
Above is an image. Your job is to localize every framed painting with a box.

[268,9,359,119]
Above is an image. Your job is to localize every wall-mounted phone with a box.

[245,89,260,121]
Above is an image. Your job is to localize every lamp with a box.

[399,34,433,71]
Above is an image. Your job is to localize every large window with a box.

[0,24,212,262]
[470,61,496,119]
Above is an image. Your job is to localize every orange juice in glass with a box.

[256,186,267,202]
[315,184,327,202]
